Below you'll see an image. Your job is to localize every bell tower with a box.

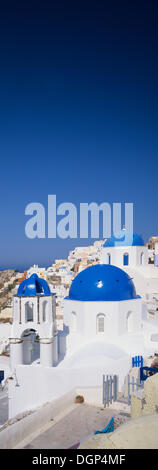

[10,273,58,370]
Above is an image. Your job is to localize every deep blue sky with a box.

[0,1,157,270]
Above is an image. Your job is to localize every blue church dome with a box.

[16,273,51,297]
[104,229,144,247]
[68,264,138,302]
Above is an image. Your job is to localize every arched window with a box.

[97,314,105,333]
[71,311,77,332]
[140,252,144,265]
[42,300,48,322]
[25,301,34,322]
[126,311,133,333]
[107,253,111,265]
[123,253,129,266]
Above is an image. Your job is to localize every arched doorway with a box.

[126,311,133,333]
[21,329,40,365]
[140,252,144,265]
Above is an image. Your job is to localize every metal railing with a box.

[132,355,143,368]
[103,374,117,407]
[127,375,144,405]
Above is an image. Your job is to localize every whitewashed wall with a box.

[101,246,148,267]
[0,323,12,354]
[63,297,142,356]
[8,354,131,418]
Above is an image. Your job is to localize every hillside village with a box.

[0,270,21,322]
[0,236,156,330]
[0,240,104,328]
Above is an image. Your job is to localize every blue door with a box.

[123,253,129,265]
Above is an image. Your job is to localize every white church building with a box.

[62,263,142,353]
[101,228,158,304]
[101,229,147,267]
[6,254,158,419]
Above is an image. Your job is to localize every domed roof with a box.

[68,264,138,302]
[104,229,144,247]
[16,273,51,297]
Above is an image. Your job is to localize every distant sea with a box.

[0,265,49,273]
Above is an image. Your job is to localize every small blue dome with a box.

[104,229,144,247]
[68,264,138,302]
[16,273,51,297]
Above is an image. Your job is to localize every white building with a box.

[62,264,142,356]
[100,229,158,305]
[101,229,148,267]
[27,265,46,278]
